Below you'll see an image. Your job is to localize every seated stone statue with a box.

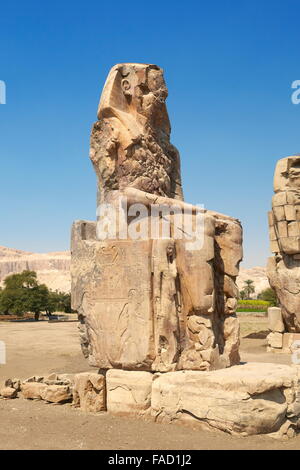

[71,63,243,372]
[268,156,300,332]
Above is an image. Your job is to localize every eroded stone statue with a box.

[71,63,243,372]
[267,156,300,335]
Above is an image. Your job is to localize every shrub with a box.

[237,299,270,312]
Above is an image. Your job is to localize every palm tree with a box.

[243,279,255,300]
[239,290,246,300]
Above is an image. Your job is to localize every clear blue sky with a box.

[1,0,300,267]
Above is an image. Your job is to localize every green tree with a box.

[239,290,246,300]
[258,287,277,306]
[4,270,38,289]
[0,270,75,319]
[0,271,39,316]
[243,279,255,300]
[26,283,49,321]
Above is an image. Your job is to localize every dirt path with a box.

[0,321,88,380]
[0,320,299,450]
[1,398,300,450]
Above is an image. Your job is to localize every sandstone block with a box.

[273,192,287,207]
[273,206,285,221]
[268,211,274,226]
[73,372,105,412]
[5,378,21,391]
[21,382,47,400]
[279,236,300,255]
[277,221,288,237]
[285,205,296,221]
[268,307,285,333]
[151,363,300,436]
[106,369,153,416]
[0,387,17,399]
[41,385,72,403]
[267,332,283,349]
[270,239,280,253]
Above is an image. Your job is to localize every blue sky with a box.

[0,0,300,267]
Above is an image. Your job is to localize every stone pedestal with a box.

[106,370,152,416]
[102,364,300,438]
[151,363,300,437]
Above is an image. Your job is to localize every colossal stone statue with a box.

[71,63,243,372]
[267,156,300,340]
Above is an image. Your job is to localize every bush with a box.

[237,299,270,312]
[257,287,277,306]
[0,270,76,319]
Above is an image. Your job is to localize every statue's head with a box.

[288,160,300,188]
[166,242,175,262]
[274,156,300,192]
[97,63,170,132]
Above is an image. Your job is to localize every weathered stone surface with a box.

[282,332,300,353]
[41,385,72,403]
[0,387,17,399]
[267,332,283,349]
[268,307,285,333]
[23,376,44,383]
[71,63,243,372]
[5,378,21,391]
[151,363,300,436]
[41,373,74,386]
[106,369,152,416]
[73,372,105,412]
[57,374,74,384]
[267,156,300,333]
[21,382,47,400]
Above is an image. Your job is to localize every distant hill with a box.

[237,266,269,296]
[0,246,270,296]
[0,246,71,293]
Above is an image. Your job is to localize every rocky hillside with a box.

[0,246,270,296]
[0,246,71,293]
[236,266,269,296]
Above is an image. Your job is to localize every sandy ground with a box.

[0,317,300,450]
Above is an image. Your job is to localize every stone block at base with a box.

[41,385,72,403]
[21,382,48,400]
[106,370,153,416]
[268,307,284,333]
[0,387,17,399]
[151,363,300,437]
[73,372,106,412]
[267,332,283,349]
